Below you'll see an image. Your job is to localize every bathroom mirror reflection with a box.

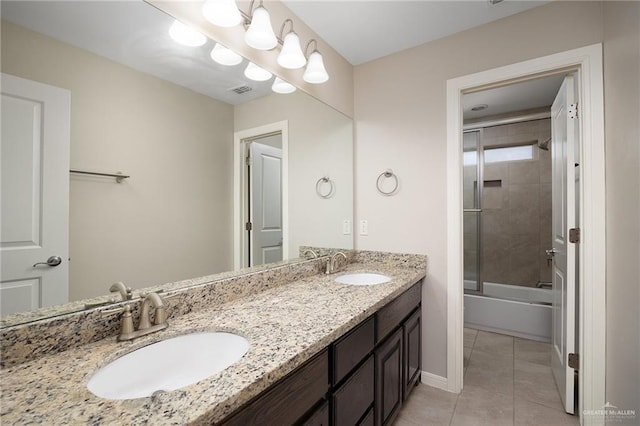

[0,0,353,325]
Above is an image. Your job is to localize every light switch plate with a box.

[359,220,368,236]
[342,220,351,235]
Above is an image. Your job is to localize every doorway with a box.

[233,121,289,270]
[243,134,283,267]
[446,44,606,422]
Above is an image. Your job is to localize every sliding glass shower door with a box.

[463,130,482,294]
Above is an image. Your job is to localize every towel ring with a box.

[376,169,399,196]
[316,176,334,198]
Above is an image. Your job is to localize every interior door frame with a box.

[233,121,289,269]
[445,44,605,424]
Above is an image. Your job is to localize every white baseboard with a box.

[420,371,452,392]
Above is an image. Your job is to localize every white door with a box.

[249,141,283,266]
[1,74,70,316]
[550,75,578,414]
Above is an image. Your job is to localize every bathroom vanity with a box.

[0,251,426,425]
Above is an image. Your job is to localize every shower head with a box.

[538,137,551,151]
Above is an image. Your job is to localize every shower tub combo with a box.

[464,281,552,342]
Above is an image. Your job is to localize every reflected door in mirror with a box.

[1,74,70,316]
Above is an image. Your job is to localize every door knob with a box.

[545,248,558,257]
[33,256,62,267]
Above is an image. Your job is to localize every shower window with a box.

[484,144,534,163]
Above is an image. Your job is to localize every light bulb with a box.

[244,62,272,82]
[168,20,206,47]
[245,6,277,50]
[303,51,329,84]
[210,44,243,66]
[272,77,296,94]
[202,0,242,27]
[277,32,306,69]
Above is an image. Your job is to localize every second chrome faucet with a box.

[325,251,348,274]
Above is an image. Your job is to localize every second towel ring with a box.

[376,169,399,196]
[316,176,334,198]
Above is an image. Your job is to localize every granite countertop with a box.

[0,262,425,425]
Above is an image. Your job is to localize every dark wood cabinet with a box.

[221,349,329,426]
[374,328,403,426]
[403,308,421,399]
[221,280,423,426]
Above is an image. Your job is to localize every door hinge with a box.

[568,103,578,119]
[569,228,580,243]
[245,222,252,231]
[568,353,579,370]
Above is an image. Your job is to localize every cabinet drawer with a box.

[332,355,374,426]
[332,316,375,385]
[222,349,329,426]
[359,407,374,426]
[301,401,329,426]
[376,281,422,342]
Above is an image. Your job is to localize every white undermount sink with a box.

[334,272,391,286]
[87,332,249,400]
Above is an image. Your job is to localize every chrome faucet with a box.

[302,249,319,259]
[109,281,133,301]
[325,251,348,274]
[103,292,169,341]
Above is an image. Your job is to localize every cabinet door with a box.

[403,308,421,399]
[374,328,403,426]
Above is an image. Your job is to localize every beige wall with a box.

[603,1,640,419]
[150,0,354,118]
[234,91,354,257]
[354,1,608,380]
[2,21,235,300]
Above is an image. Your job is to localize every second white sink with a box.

[87,332,249,400]
[334,273,391,286]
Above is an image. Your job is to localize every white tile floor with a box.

[393,329,579,426]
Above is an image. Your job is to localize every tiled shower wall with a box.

[464,118,552,288]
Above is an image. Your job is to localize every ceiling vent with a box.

[230,85,252,95]
[488,0,505,5]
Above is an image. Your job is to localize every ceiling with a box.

[282,0,551,65]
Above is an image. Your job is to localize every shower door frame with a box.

[462,128,484,296]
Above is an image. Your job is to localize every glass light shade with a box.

[303,51,329,84]
[272,77,296,94]
[244,6,277,50]
[277,32,306,69]
[244,62,272,81]
[168,20,206,47]
[202,0,242,27]
[210,44,243,66]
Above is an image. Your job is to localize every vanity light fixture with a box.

[303,39,329,84]
[244,62,272,81]
[244,1,277,50]
[277,19,306,69]
[272,77,296,94]
[202,0,242,27]
[168,20,207,47]
[210,43,243,66]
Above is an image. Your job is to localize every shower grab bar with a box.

[463,209,483,212]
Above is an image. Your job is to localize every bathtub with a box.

[464,281,552,342]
